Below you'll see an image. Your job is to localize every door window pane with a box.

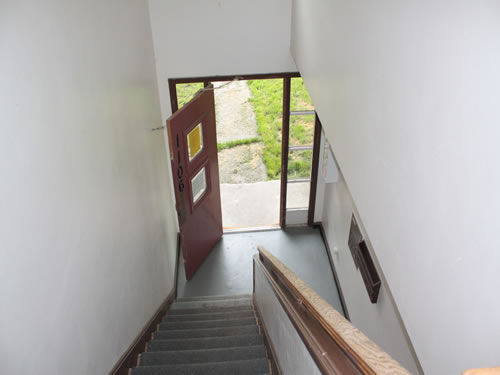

[191,167,207,204]
[187,123,204,161]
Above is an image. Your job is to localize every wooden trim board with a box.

[280,77,291,228]
[318,223,351,321]
[173,232,181,300]
[109,290,174,375]
[254,254,362,374]
[257,247,411,375]
[308,114,322,226]
[464,368,500,375]
[168,79,178,114]
[168,72,300,85]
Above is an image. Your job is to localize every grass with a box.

[288,150,313,179]
[176,84,261,151]
[248,77,314,179]
[290,114,315,146]
[247,79,284,179]
[291,78,314,111]
[176,78,315,180]
[176,83,204,108]
[290,78,315,147]
[217,137,261,151]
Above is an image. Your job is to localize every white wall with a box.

[148,0,297,121]
[314,132,420,374]
[0,1,178,374]
[318,147,421,374]
[292,1,500,374]
[254,260,322,375]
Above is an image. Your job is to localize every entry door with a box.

[167,86,222,280]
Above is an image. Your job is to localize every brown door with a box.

[167,86,222,280]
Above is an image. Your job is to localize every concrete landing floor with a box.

[176,226,345,316]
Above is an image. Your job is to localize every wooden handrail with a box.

[256,246,411,375]
[463,368,500,375]
[254,253,362,374]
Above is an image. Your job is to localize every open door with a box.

[167,86,222,280]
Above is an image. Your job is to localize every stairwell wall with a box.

[147,0,298,123]
[292,1,500,374]
[316,143,421,374]
[0,1,178,374]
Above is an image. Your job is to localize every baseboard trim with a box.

[253,294,283,375]
[174,232,181,300]
[109,290,174,375]
[317,223,351,321]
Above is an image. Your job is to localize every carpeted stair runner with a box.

[130,294,270,375]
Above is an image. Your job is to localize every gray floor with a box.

[176,227,345,316]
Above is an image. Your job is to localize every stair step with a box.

[147,334,264,351]
[167,304,253,316]
[159,317,256,330]
[171,297,251,311]
[176,294,251,302]
[139,345,266,366]
[163,309,255,322]
[154,325,259,340]
[131,358,270,375]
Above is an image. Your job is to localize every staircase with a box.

[130,294,271,375]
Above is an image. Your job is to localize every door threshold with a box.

[223,225,281,234]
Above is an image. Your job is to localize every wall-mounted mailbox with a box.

[348,215,381,304]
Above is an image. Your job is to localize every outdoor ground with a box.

[176,78,314,227]
[177,78,314,182]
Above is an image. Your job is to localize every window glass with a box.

[247,79,283,180]
[187,123,203,161]
[191,167,207,204]
[287,149,312,180]
[286,181,310,209]
[290,114,315,146]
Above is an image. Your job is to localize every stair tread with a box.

[163,316,255,324]
[154,325,259,340]
[159,317,256,330]
[177,294,251,302]
[171,298,252,311]
[139,345,266,366]
[130,294,268,374]
[163,309,255,322]
[147,334,264,351]
[131,358,269,375]
[167,304,253,316]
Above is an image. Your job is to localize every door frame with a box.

[168,72,321,228]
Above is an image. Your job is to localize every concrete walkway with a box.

[221,180,310,228]
[214,80,258,143]
[218,143,267,183]
[215,80,268,184]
